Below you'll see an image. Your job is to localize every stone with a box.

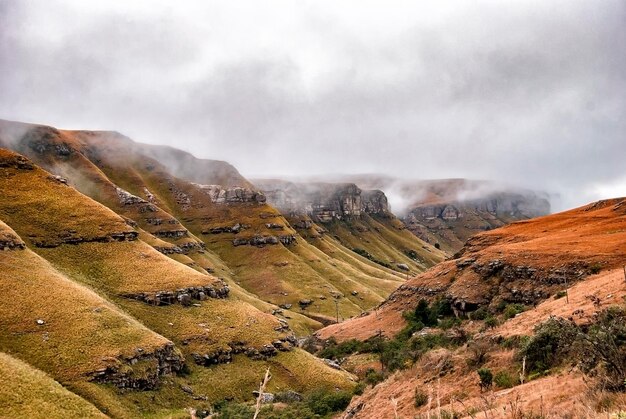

[322,359,341,370]
[252,391,275,403]
[36,319,45,325]
[396,263,410,271]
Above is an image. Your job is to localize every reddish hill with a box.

[318,198,626,342]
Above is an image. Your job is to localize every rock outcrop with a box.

[193,183,266,204]
[31,230,139,248]
[123,283,230,306]
[254,180,390,223]
[404,191,550,252]
[232,235,297,247]
[191,335,297,366]
[0,222,26,251]
[89,342,184,390]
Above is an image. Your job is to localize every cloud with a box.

[0,0,624,211]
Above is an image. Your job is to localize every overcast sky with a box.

[1,0,624,210]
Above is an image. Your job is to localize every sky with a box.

[0,0,625,210]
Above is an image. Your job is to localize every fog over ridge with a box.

[1,0,625,211]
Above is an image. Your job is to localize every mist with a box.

[1,0,625,211]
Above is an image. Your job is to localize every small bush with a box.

[470,306,489,320]
[306,389,352,416]
[434,243,441,249]
[364,369,384,386]
[553,291,567,300]
[352,382,366,396]
[519,317,580,374]
[503,304,526,320]
[318,338,365,360]
[579,307,626,391]
[589,263,603,274]
[477,368,493,390]
[484,315,499,329]
[493,370,518,388]
[500,335,527,349]
[414,389,428,407]
[215,402,254,418]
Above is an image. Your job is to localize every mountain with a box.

[307,175,551,253]
[316,198,626,417]
[0,119,445,417]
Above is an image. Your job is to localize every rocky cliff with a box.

[305,176,551,253]
[254,180,389,223]
[405,190,551,252]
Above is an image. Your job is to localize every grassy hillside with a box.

[0,119,444,323]
[0,353,105,419]
[0,149,355,417]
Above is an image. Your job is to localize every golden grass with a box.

[36,241,219,294]
[0,352,106,419]
[0,245,168,382]
[0,150,132,247]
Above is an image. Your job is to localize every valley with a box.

[1,119,624,418]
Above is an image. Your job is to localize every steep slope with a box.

[319,197,626,341]
[255,179,445,275]
[336,267,626,419]
[0,119,444,323]
[0,149,354,417]
[316,199,626,418]
[0,218,180,415]
[0,352,105,419]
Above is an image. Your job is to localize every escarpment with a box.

[404,190,551,252]
[255,179,390,222]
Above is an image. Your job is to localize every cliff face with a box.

[305,176,552,253]
[405,191,551,252]
[255,180,389,223]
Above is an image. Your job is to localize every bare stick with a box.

[391,397,399,419]
[253,367,271,419]
[520,356,526,385]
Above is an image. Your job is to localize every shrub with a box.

[318,338,364,360]
[484,315,499,329]
[470,306,489,320]
[439,317,461,330]
[364,368,384,386]
[493,370,518,388]
[306,389,352,415]
[503,304,526,320]
[434,243,441,249]
[579,307,626,391]
[477,368,493,390]
[589,263,603,274]
[414,389,429,407]
[414,299,436,326]
[519,317,580,374]
[553,291,567,300]
[352,382,366,395]
[215,402,254,418]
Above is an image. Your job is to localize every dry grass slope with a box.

[0,352,106,419]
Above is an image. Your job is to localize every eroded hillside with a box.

[315,198,626,418]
